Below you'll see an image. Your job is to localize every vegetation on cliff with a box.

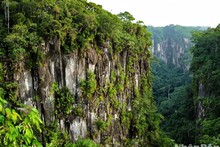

[2,0,219,146]
[0,0,173,146]
[190,25,220,144]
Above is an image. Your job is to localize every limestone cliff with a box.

[14,37,150,144]
[0,1,167,145]
[148,25,205,69]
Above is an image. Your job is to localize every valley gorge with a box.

[150,25,220,146]
[0,0,220,146]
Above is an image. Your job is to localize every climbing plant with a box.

[80,70,97,102]
[52,83,74,118]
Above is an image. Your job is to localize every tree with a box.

[117,11,135,22]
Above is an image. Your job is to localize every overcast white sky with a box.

[88,0,220,28]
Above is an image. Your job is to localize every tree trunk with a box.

[4,1,10,33]
[7,3,10,33]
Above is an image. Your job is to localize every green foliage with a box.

[107,82,118,107]
[45,122,100,146]
[116,70,126,92]
[191,25,220,96]
[53,83,74,117]
[4,24,28,62]
[0,0,167,146]
[95,119,109,132]
[3,21,44,68]
[4,82,19,104]
[46,125,99,147]
[152,58,196,144]
[0,0,152,70]
[199,135,220,145]
[190,25,220,144]
[160,86,196,144]
[45,121,72,147]
[152,59,191,104]
[80,70,97,101]
[0,96,42,146]
[117,11,135,22]
[130,74,174,146]
[151,24,220,145]
[120,108,132,130]
[72,106,84,117]
[70,138,100,147]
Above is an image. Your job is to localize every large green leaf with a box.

[0,114,4,124]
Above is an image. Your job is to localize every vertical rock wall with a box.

[14,37,150,145]
[152,38,190,67]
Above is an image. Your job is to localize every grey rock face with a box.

[14,37,149,144]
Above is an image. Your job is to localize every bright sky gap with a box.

[88,0,220,27]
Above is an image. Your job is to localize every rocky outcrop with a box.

[152,38,189,67]
[0,1,170,145]
[13,37,151,145]
[148,25,203,69]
